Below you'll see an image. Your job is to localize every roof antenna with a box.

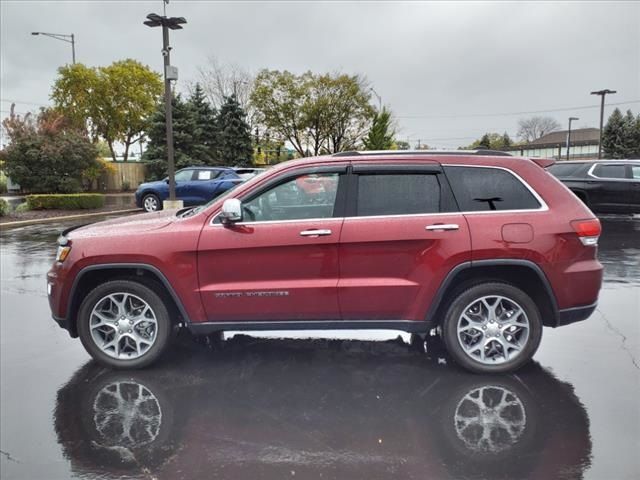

[163,0,169,16]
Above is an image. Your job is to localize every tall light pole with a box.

[370,87,382,111]
[31,32,75,64]
[144,11,186,207]
[566,116,579,161]
[590,89,616,159]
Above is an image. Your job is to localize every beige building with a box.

[506,128,600,160]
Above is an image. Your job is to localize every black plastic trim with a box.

[188,320,431,335]
[65,263,193,327]
[352,164,442,174]
[557,302,597,326]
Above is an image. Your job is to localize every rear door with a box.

[197,165,348,322]
[588,163,631,212]
[338,164,471,321]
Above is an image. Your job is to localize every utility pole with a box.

[566,117,579,161]
[144,10,186,208]
[590,89,616,159]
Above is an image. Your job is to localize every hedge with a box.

[0,198,8,216]
[26,194,105,210]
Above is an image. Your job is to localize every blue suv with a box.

[135,167,243,212]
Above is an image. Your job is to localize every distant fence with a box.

[100,161,147,192]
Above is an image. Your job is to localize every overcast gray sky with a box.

[1,0,639,148]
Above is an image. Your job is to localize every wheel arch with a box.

[66,263,191,337]
[426,260,559,328]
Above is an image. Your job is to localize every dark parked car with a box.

[547,160,640,214]
[135,167,243,212]
[48,151,603,373]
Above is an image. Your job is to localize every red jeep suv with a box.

[47,151,603,373]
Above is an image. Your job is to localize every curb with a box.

[0,208,142,230]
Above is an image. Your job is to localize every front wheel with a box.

[77,280,172,369]
[142,193,161,212]
[441,283,542,374]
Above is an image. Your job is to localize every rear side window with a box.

[592,164,627,179]
[631,166,640,179]
[548,163,585,177]
[356,174,440,216]
[444,166,541,211]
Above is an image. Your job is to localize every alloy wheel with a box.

[456,295,530,365]
[143,196,159,212]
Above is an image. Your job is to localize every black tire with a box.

[142,193,161,212]
[441,282,542,374]
[77,280,172,369]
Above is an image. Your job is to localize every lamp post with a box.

[566,117,579,161]
[144,12,186,207]
[31,32,75,64]
[590,89,616,159]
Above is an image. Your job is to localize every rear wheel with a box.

[77,280,172,369]
[441,283,542,374]
[142,193,161,212]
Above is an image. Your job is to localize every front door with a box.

[338,165,471,321]
[197,168,347,322]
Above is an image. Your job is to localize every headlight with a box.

[56,245,71,262]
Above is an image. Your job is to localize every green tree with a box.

[363,107,395,150]
[187,83,219,163]
[217,95,253,166]
[477,133,492,149]
[52,59,162,162]
[602,108,627,159]
[0,106,99,193]
[466,132,513,150]
[395,140,410,150]
[143,93,202,180]
[251,70,375,156]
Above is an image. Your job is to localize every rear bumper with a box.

[556,302,598,327]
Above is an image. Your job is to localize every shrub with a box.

[0,176,7,194]
[26,194,105,210]
[0,198,7,216]
[15,202,30,213]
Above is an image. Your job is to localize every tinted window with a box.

[593,164,627,179]
[356,174,440,216]
[242,173,340,222]
[548,163,585,177]
[444,166,541,211]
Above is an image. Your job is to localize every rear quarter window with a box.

[444,166,542,212]
[592,164,627,179]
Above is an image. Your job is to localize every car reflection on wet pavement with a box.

[1,215,639,480]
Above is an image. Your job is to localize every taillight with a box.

[570,218,601,246]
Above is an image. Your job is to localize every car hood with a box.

[137,180,165,190]
[67,210,177,240]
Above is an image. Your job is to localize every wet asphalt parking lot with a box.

[1,214,639,480]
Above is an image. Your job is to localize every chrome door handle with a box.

[300,229,332,237]
[426,224,459,231]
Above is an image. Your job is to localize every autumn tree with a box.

[51,59,163,162]
[251,70,375,156]
[517,116,560,142]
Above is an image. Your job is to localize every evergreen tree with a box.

[501,132,513,147]
[363,107,395,150]
[143,93,202,180]
[602,108,627,159]
[187,83,219,164]
[217,95,253,166]
[477,133,492,149]
[622,110,640,158]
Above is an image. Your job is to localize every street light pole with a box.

[590,89,616,159]
[566,116,579,161]
[31,31,76,64]
[144,12,186,207]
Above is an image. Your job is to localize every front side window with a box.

[242,173,340,222]
[174,169,194,182]
[444,166,541,211]
[592,164,627,179]
[356,173,440,216]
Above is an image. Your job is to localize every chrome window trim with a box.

[209,164,548,226]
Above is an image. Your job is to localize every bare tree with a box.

[196,56,255,124]
[517,116,561,142]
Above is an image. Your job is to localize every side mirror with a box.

[220,198,242,224]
